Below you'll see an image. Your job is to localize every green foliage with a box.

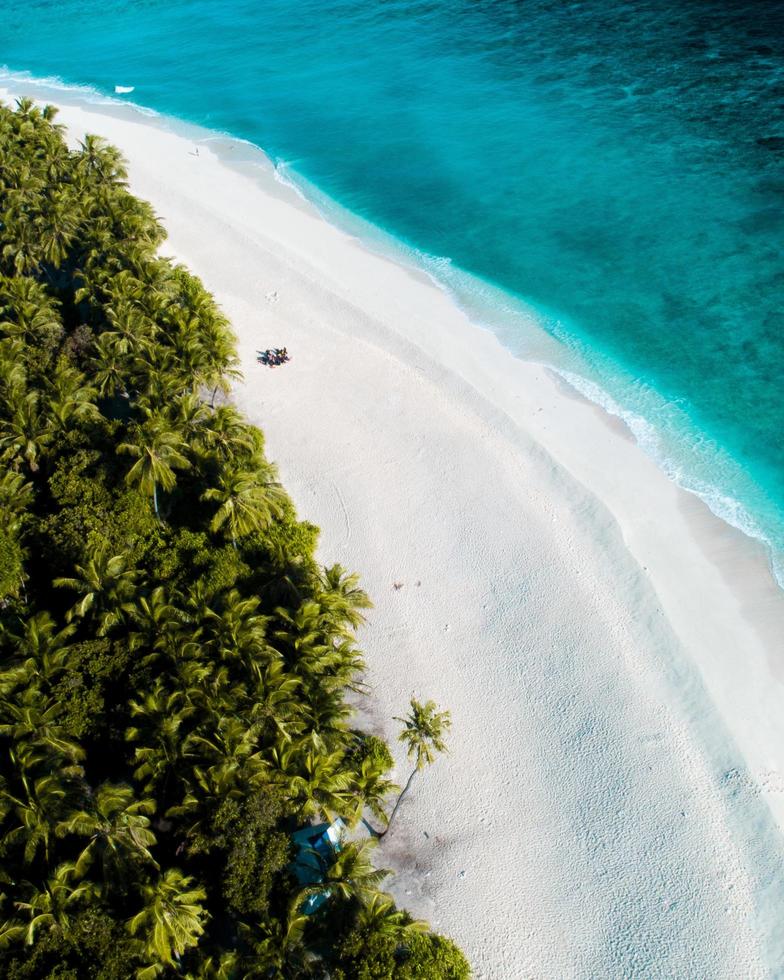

[0,97,468,979]
[2,908,142,980]
[334,928,471,979]
[195,790,291,918]
[0,523,24,598]
[351,732,395,771]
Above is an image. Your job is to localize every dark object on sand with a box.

[257,347,290,367]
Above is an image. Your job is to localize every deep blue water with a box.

[2,0,784,573]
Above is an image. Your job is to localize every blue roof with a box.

[290,818,346,912]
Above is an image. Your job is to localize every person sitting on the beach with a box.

[257,347,290,367]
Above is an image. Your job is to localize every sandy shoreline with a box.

[5,81,784,976]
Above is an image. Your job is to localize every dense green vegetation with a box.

[0,98,468,979]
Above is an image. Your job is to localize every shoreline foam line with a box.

[3,77,784,976]
[1,65,782,591]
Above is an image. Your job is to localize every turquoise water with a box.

[2,0,784,573]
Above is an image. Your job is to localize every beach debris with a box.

[415,580,421,587]
[393,581,404,590]
[265,289,279,303]
[457,870,466,879]
[257,348,290,367]
[114,85,134,94]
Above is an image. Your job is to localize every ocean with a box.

[2,0,783,578]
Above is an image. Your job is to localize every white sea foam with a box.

[0,66,158,117]
[551,364,784,586]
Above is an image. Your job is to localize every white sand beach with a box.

[5,83,784,977]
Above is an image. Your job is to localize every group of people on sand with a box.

[257,347,290,367]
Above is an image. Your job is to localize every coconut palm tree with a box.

[241,912,314,979]
[381,699,451,836]
[181,715,266,801]
[350,756,398,833]
[172,391,209,444]
[126,682,197,797]
[1,764,72,866]
[248,660,304,742]
[266,738,353,822]
[53,545,138,634]
[90,332,130,398]
[201,589,273,674]
[315,564,372,636]
[0,390,52,473]
[0,691,85,769]
[197,405,255,461]
[127,585,180,656]
[182,951,238,980]
[77,134,128,187]
[127,868,208,974]
[45,362,98,432]
[0,339,28,401]
[0,275,63,348]
[0,467,34,515]
[11,861,97,945]
[38,190,80,271]
[202,463,286,548]
[0,612,75,695]
[353,892,429,938]
[57,782,158,882]
[118,412,190,518]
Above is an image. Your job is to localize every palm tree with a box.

[266,738,353,822]
[353,892,428,938]
[128,585,180,659]
[0,467,34,516]
[247,660,304,742]
[201,588,274,675]
[0,691,85,769]
[90,332,130,398]
[38,190,80,271]
[0,612,75,695]
[77,133,129,186]
[45,361,98,432]
[127,868,208,974]
[202,462,286,548]
[0,276,63,348]
[182,951,238,980]
[126,682,196,795]
[197,405,255,461]
[12,861,97,945]
[350,756,398,833]
[172,391,209,443]
[381,699,451,836]
[53,545,138,634]
[0,390,52,473]
[315,564,373,638]
[118,412,190,518]
[57,782,158,882]
[1,764,71,865]
[181,715,266,803]
[241,912,314,979]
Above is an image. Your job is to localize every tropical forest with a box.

[0,98,468,979]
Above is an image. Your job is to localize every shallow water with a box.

[2,0,783,572]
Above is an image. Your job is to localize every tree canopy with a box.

[0,98,469,979]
